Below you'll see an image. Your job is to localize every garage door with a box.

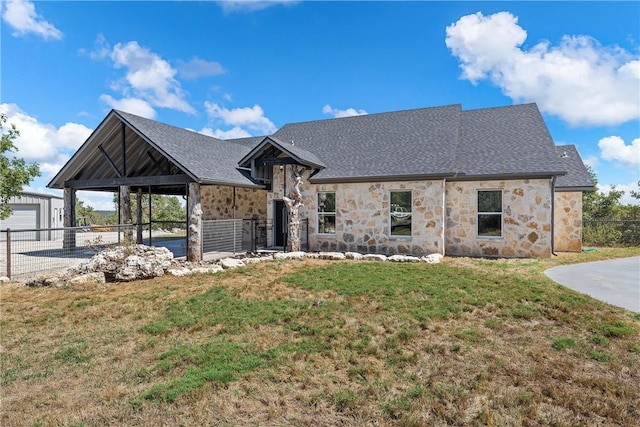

[0,205,40,240]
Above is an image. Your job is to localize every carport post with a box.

[63,187,76,250]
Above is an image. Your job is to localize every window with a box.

[477,190,502,237]
[390,190,412,236]
[317,192,336,234]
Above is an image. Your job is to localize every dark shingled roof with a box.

[49,103,593,193]
[455,103,565,178]
[554,145,595,190]
[272,104,462,182]
[238,136,327,169]
[115,111,259,187]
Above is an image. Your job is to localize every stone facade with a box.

[201,168,579,258]
[267,167,444,255]
[554,191,583,252]
[445,179,553,258]
[201,185,267,220]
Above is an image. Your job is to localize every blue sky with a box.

[1,0,639,209]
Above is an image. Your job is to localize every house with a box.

[48,103,593,259]
[0,191,64,241]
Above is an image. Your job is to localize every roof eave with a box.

[310,172,455,184]
[448,171,567,182]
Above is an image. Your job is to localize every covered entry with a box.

[48,109,267,261]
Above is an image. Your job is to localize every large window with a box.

[477,190,502,237]
[317,192,336,234]
[390,190,412,236]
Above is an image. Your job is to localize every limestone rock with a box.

[388,255,420,262]
[0,276,10,283]
[273,251,305,260]
[69,272,106,285]
[421,253,443,264]
[220,258,245,269]
[345,252,364,260]
[317,252,347,260]
[363,254,387,262]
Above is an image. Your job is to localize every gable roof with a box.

[238,136,327,170]
[48,110,261,191]
[49,103,590,193]
[554,145,595,191]
[114,111,259,187]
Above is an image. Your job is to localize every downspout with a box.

[551,176,557,256]
[441,178,446,256]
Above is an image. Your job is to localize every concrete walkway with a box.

[545,256,640,312]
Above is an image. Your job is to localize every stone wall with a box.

[266,170,445,255]
[554,191,583,252]
[201,185,267,220]
[445,179,553,257]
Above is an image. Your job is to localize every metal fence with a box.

[583,219,640,247]
[1,224,137,280]
[1,217,310,279]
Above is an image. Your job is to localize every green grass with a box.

[2,249,640,426]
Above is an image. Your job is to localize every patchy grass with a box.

[1,247,639,426]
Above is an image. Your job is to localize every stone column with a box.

[284,166,304,252]
[187,182,202,261]
[119,185,133,242]
[63,187,76,250]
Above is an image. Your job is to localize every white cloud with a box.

[199,126,252,140]
[204,102,276,135]
[110,41,196,114]
[446,11,640,127]
[218,0,298,14]
[1,0,62,40]
[176,57,226,80]
[598,136,640,167]
[87,37,196,116]
[99,95,157,119]
[322,104,368,118]
[0,103,91,163]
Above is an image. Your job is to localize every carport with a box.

[48,109,265,261]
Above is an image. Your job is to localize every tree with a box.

[109,192,186,226]
[0,113,40,219]
[75,199,103,226]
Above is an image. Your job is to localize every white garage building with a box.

[1,192,64,241]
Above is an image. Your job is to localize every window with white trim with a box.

[317,192,336,234]
[390,190,412,236]
[477,190,502,237]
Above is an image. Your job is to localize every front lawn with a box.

[1,247,639,426]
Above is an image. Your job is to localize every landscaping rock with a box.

[220,258,245,269]
[345,252,364,260]
[388,255,420,262]
[317,252,347,260]
[273,251,306,260]
[421,253,444,264]
[0,276,10,283]
[363,254,388,262]
[69,272,106,285]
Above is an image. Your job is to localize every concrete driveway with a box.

[545,256,640,312]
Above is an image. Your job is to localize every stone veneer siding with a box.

[201,185,267,220]
[554,191,583,252]
[267,167,445,255]
[445,179,553,258]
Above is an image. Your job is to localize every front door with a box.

[274,200,287,247]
